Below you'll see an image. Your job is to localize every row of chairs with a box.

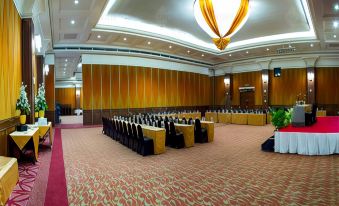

[102,117,154,156]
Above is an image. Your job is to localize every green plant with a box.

[36,84,48,111]
[271,108,293,130]
[16,83,31,115]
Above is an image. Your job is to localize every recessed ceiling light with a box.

[123,37,127,41]
[246,51,249,54]
[147,41,151,45]
[64,68,66,70]
[74,0,79,4]
[333,21,338,28]
[97,35,101,39]
[201,54,204,57]
[187,50,190,53]
[64,64,67,67]
[169,45,172,49]
[288,44,292,48]
[266,48,270,51]
[70,20,75,25]
[229,54,232,57]
[334,34,337,38]
[63,71,66,74]
[334,4,339,10]
[310,43,314,47]
[65,59,68,62]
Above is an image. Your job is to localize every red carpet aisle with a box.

[6,141,52,206]
[62,125,338,205]
[44,128,68,206]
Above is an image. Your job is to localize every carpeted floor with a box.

[61,124,339,205]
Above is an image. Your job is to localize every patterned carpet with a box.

[61,124,339,205]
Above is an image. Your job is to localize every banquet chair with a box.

[102,117,107,135]
[182,117,187,124]
[131,124,138,151]
[157,120,162,128]
[112,120,118,141]
[137,125,154,156]
[188,118,193,125]
[123,122,129,147]
[194,119,208,143]
[169,122,185,149]
[119,121,124,144]
[127,123,134,149]
[305,104,317,126]
[164,121,171,146]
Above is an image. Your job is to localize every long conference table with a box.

[159,112,202,120]
[207,112,267,126]
[122,119,214,154]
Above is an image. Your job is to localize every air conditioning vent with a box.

[276,47,296,54]
[64,33,78,39]
[328,43,339,48]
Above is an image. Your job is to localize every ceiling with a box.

[20,0,339,82]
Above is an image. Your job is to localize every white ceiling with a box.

[16,0,339,81]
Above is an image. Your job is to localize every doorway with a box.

[240,91,255,109]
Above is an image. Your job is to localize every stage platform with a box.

[275,117,339,155]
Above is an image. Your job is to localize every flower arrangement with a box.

[36,84,48,111]
[16,83,31,115]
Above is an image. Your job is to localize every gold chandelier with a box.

[194,0,250,50]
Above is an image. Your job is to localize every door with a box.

[240,91,255,109]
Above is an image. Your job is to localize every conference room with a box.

[0,0,338,205]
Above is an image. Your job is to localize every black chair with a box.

[127,123,134,149]
[131,124,138,151]
[188,118,193,125]
[123,122,129,146]
[157,120,161,128]
[194,119,208,143]
[169,122,185,149]
[112,120,118,141]
[182,117,187,124]
[305,104,317,126]
[136,125,154,156]
[119,121,124,144]
[164,121,171,146]
[102,117,107,135]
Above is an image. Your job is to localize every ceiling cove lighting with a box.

[193,0,250,50]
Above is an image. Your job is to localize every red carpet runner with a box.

[44,128,68,206]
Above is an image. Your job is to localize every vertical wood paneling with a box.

[316,68,339,104]
[55,88,76,109]
[151,68,159,107]
[111,65,120,109]
[80,87,83,108]
[129,66,137,108]
[158,69,166,107]
[178,71,184,106]
[137,67,145,109]
[92,65,102,110]
[120,66,129,108]
[0,0,22,120]
[215,76,226,106]
[101,65,111,109]
[269,68,306,105]
[144,68,152,107]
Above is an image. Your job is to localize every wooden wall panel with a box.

[101,65,111,109]
[55,88,76,109]
[120,66,129,108]
[82,64,211,115]
[129,66,137,108]
[0,0,22,120]
[316,68,339,104]
[151,68,159,107]
[269,68,306,106]
[45,66,55,111]
[92,65,102,110]
[215,76,226,106]
[158,69,166,107]
[144,68,152,108]
[111,65,120,109]
[230,71,262,106]
[137,67,145,109]
[80,87,83,108]
[82,65,92,110]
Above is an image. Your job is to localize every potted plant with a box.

[16,83,31,125]
[36,84,48,118]
[34,96,39,118]
[270,108,293,131]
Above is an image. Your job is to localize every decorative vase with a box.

[35,112,39,118]
[19,115,26,125]
[39,110,45,118]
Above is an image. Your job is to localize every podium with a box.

[292,104,311,127]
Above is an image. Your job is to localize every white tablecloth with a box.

[275,131,339,155]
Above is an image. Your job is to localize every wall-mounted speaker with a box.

[274,67,281,77]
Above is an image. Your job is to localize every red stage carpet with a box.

[280,116,339,133]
